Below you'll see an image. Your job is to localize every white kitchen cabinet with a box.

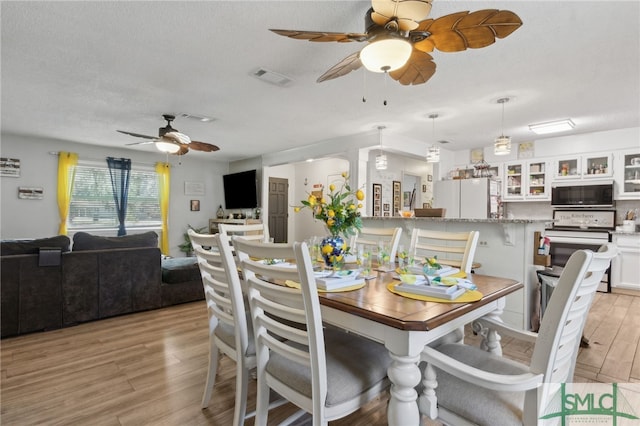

[503,160,550,201]
[553,153,613,181]
[611,233,640,291]
[614,149,640,200]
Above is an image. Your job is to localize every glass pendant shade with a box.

[426,146,440,163]
[494,135,511,155]
[360,38,412,73]
[493,98,511,155]
[375,153,388,170]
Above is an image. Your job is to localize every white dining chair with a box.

[409,228,480,274]
[188,230,284,425]
[218,222,270,243]
[233,237,392,426]
[352,226,403,263]
[418,243,617,425]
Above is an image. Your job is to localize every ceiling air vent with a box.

[179,113,216,123]
[251,68,293,87]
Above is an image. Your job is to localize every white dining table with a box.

[316,271,522,426]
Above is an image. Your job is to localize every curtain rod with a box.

[48,151,172,168]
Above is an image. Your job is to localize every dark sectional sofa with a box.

[1,232,204,338]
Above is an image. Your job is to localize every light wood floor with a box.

[2,290,639,425]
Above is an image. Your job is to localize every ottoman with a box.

[161,257,204,306]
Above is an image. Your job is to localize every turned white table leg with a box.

[386,352,422,426]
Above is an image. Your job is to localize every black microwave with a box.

[551,183,614,207]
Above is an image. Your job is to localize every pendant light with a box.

[494,97,511,155]
[375,125,387,170]
[426,114,440,163]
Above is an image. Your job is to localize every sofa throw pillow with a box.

[0,235,71,256]
[72,231,158,251]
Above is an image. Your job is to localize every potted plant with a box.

[178,224,207,257]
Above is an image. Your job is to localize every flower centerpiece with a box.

[422,256,442,276]
[294,172,364,268]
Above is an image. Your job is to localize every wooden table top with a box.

[318,271,522,332]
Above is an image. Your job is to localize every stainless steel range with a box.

[545,209,614,292]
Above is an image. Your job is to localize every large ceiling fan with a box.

[270,0,522,85]
[117,114,220,155]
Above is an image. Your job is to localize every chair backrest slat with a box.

[409,229,479,274]
[219,223,270,243]
[353,226,403,261]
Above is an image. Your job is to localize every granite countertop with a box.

[610,231,640,235]
[361,216,548,224]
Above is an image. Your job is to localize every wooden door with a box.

[268,177,288,243]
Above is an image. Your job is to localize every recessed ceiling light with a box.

[529,119,575,135]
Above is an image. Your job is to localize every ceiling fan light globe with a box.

[360,38,412,73]
[156,141,181,154]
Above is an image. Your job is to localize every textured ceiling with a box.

[2,1,639,162]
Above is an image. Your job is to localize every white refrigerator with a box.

[433,178,500,219]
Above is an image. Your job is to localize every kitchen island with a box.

[361,216,548,330]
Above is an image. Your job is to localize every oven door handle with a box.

[547,236,609,245]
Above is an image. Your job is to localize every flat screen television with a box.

[223,169,258,209]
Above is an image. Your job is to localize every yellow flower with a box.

[349,204,355,210]
[294,207,301,212]
[322,244,333,255]
[329,184,335,192]
[356,189,364,201]
[308,195,316,205]
[358,203,363,208]
[327,210,335,217]
[326,218,335,227]
[341,171,348,178]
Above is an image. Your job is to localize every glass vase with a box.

[320,235,346,270]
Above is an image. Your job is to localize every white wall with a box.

[0,133,228,257]
[291,158,350,242]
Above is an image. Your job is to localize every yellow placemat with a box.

[387,282,482,303]
[285,280,366,293]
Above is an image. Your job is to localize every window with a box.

[68,161,161,230]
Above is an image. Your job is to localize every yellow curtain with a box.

[57,152,78,235]
[155,162,171,254]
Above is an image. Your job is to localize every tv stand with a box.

[209,218,261,234]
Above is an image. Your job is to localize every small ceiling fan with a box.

[270,0,522,85]
[117,114,220,155]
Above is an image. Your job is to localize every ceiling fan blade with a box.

[371,0,433,31]
[117,130,157,140]
[388,50,436,85]
[189,141,220,152]
[125,140,156,146]
[270,29,367,43]
[317,51,363,83]
[425,9,523,53]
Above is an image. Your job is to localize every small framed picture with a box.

[422,184,427,193]
[383,203,390,212]
[190,199,200,211]
[427,175,433,182]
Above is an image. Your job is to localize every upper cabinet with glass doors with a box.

[503,160,550,201]
[615,149,640,199]
[553,153,613,180]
